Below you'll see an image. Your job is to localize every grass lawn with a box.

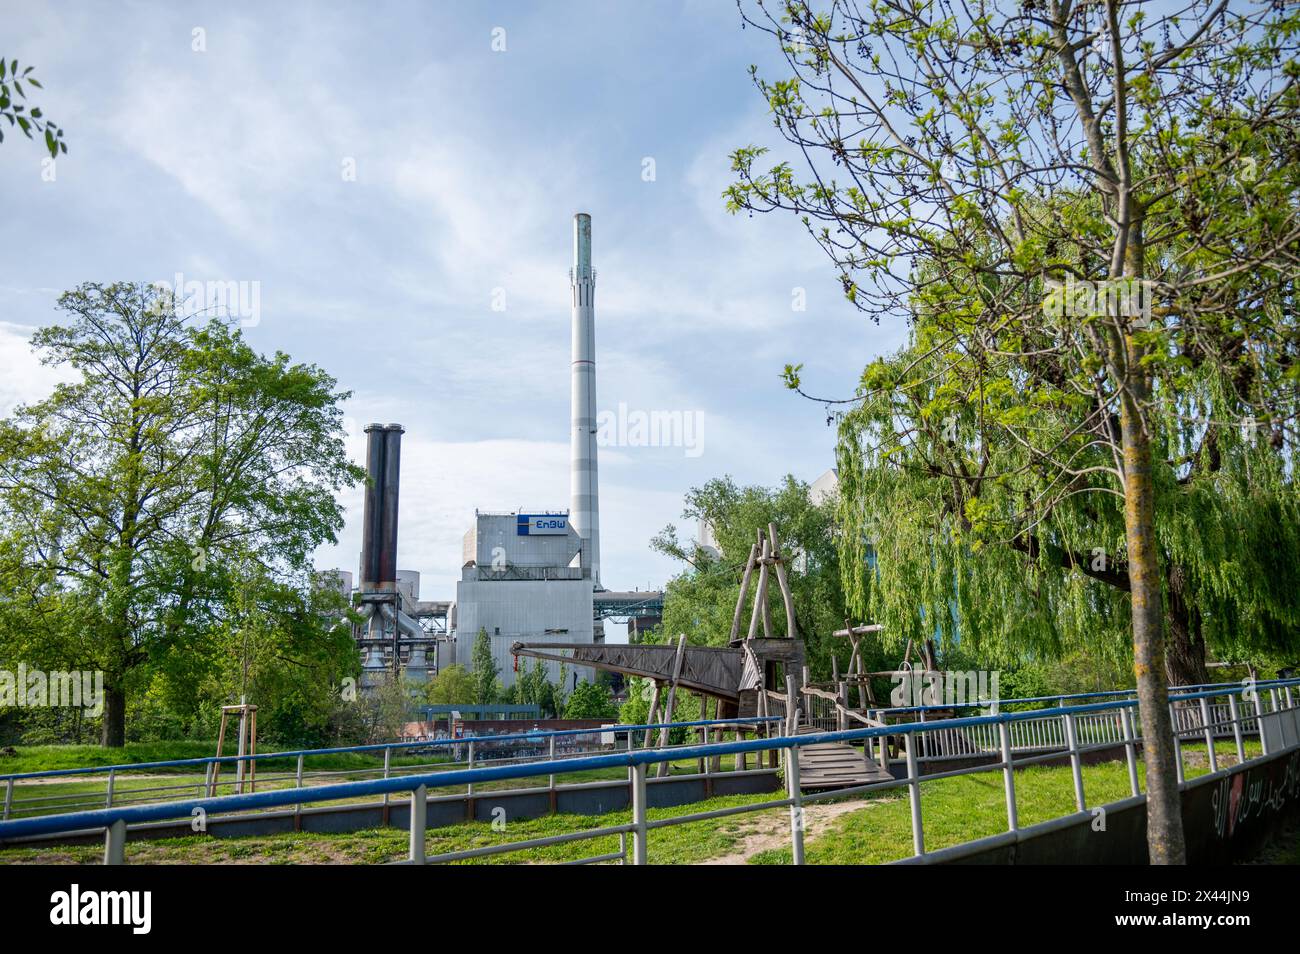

[748,739,1261,864]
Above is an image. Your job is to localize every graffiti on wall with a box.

[1210,751,1300,840]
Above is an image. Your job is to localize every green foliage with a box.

[729,2,1300,691]
[508,660,562,717]
[0,58,66,157]
[470,628,499,706]
[0,281,364,745]
[425,665,476,706]
[651,474,876,680]
[563,681,618,720]
[832,320,1300,678]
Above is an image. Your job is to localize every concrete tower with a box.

[569,212,601,586]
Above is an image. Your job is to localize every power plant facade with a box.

[451,511,595,688]
[320,213,637,693]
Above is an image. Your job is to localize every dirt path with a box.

[700,797,876,864]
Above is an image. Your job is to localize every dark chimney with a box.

[360,423,403,590]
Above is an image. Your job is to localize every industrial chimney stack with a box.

[360,423,404,592]
[569,213,601,586]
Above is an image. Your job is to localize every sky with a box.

[0,0,911,608]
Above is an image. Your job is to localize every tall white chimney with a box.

[570,212,601,587]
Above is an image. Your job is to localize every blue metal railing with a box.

[872,677,1283,717]
[0,715,783,784]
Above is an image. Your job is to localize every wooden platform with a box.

[796,728,895,790]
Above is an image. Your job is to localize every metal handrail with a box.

[874,677,1294,717]
[0,715,783,783]
[4,677,1296,865]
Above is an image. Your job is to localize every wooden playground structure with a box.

[513,524,944,790]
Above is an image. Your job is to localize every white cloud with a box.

[0,322,77,417]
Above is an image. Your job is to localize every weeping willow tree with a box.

[834,332,1300,685]
[727,0,1300,863]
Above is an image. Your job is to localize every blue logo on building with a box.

[517,514,568,535]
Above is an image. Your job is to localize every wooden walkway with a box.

[795,727,895,790]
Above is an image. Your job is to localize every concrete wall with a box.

[465,513,581,570]
[454,512,595,690]
[454,579,594,689]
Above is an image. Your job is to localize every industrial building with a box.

[447,213,605,690]
[451,510,596,688]
[319,212,662,693]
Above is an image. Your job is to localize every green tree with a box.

[563,680,618,720]
[652,475,862,679]
[470,627,499,706]
[425,664,476,706]
[728,0,1300,864]
[509,659,560,715]
[192,560,359,747]
[0,282,363,745]
[832,336,1300,686]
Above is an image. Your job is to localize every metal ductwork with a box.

[360,423,404,592]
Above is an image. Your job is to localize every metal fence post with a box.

[105,769,116,809]
[409,784,427,864]
[548,736,557,792]
[904,731,923,856]
[1227,694,1246,764]
[785,743,805,865]
[1199,697,1218,773]
[998,721,1018,832]
[104,819,125,866]
[379,748,390,821]
[1253,688,1270,757]
[294,753,305,825]
[1063,713,1085,811]
[2,777,12,821]
[467,740,476,795]
[1171,701,1186,784]
[1121,707,1140,797]
[630,762,648,865]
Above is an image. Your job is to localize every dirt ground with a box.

[700,797,876,864]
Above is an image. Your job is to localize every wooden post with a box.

[728,543,761,643]
[656,635,687,776]
[643,682,662,749]
[768,523,798,640]
[760,540,775,640]
[748,531,771,640]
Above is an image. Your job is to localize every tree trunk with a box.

[1120,360,1186,864]
[1165,564,1208,687]
[100,680,126,748]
